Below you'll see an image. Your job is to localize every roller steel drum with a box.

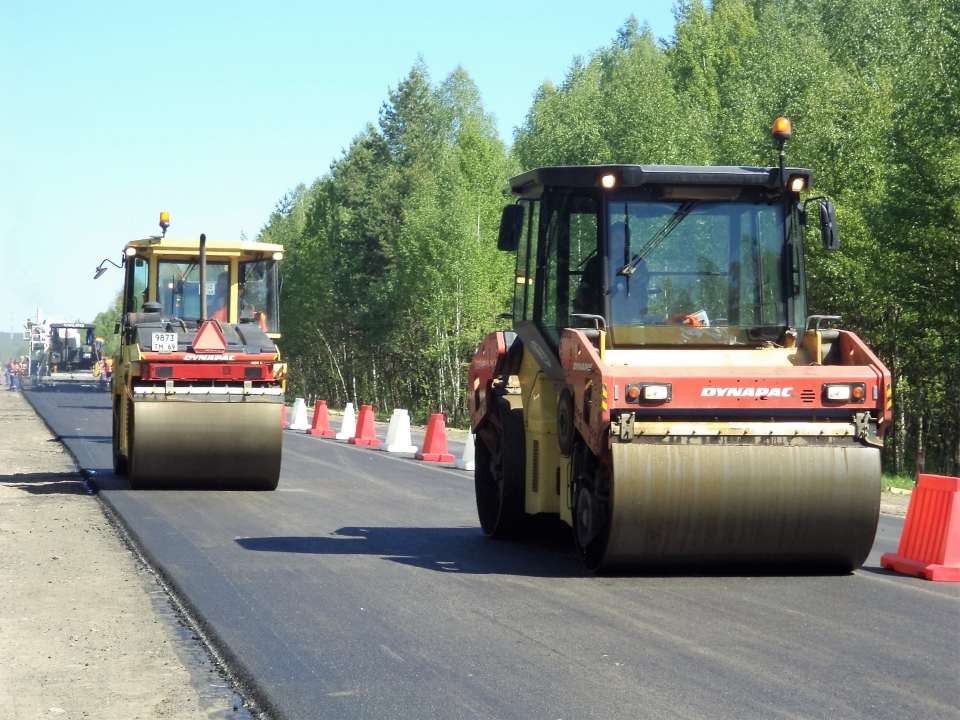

[599,443,881,571]
[128,399,282,490]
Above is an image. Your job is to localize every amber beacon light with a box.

[159,211,170,237]
[772,117,793,189]
[772,117,792,142]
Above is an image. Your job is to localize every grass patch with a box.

[882,473,916,491]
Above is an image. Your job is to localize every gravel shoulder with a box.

[0,388,235,719]
[879,491,910,517]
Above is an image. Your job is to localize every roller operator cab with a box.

[469,121,891,572]
[101,218,286,490]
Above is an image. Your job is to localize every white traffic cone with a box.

[335,402,356,440]
[289,398,310,431]
[382,409,418,453]
[455,431,476,471]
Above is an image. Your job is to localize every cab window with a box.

[125,257,149,314]
[513,200,539,322]
[537,191,599,345]
[239,260,279,333]
[157,261,230,321]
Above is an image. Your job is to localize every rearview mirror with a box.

[819,201,840,251]
[497,205,525,252]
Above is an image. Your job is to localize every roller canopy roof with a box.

[508,164,813,196]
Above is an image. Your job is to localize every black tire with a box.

[475,398,526,538]
[112,398,128,476]
[572,444,610,571]
[557,388,575,457]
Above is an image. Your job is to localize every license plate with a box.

[151,332,178,352]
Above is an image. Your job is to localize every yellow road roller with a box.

[96,213,286,489]
[468,119,891,571]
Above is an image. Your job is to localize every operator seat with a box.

[572,254,603,316]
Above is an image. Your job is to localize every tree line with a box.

[258,64,516,426]
[504,0,959,476]
[90,0,955,476]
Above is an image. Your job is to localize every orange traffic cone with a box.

[881,474,960,581]
[307,400,335,437]
[281,403,289,429]
[415,414,455,462]
[348,405,381,447]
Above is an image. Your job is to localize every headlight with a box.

[822,383,866,403]
[826,385,851,401]
[642,385,670,401]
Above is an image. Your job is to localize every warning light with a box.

[159,211,170,237]
[852,385,866,401]
[772,117,792,142]
[626,385,641,401]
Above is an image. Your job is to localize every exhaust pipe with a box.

[199,233,207,321]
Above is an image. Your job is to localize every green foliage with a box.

[882,473,917,491]
[511,0,960,476]
[93,287,124,358]
[93,1,959,471]
[260,63,514,423]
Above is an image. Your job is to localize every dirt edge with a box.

[21,389,283,720]
[89,482,285,720]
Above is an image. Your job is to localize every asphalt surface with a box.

[26,387,960,719]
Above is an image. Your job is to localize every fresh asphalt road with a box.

[26,387,960,719]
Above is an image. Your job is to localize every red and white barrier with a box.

[349,405,381,447]
[415,414,455,463]
[306,400,335,437]
[335,403,356,440]
[288,397,310,431]
[881,474,960,582]
[383,409,417,453]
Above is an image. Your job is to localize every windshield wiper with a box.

[174,261,198,296]
[618,201,699,276]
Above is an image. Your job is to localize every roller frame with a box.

[468,334,887,572]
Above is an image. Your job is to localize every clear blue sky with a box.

[0,1,676,330]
